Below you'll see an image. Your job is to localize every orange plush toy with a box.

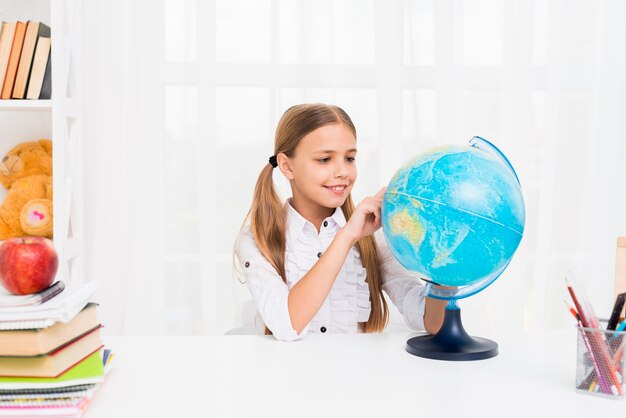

[0,140,53,240]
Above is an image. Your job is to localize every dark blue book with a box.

[38,51,51,100]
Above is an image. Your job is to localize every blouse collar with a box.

[285,199,346,243]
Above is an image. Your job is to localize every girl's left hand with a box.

[342,187,387,243]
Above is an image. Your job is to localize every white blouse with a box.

[235,200,427,341]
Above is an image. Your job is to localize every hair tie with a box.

[268,155,278,168]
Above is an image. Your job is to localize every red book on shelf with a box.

[0,22,17,92]
[1,21,26,99]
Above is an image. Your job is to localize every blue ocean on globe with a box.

[381,137,525,294]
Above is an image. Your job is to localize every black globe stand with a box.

[406,300,498,361]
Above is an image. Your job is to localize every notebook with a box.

[0,384,96,396]
[0,349,113,417]
[0,327,103,378]
[0,282,96,330]
[0,303,99,357]
[0,395,90,416]
[0,281,65,309]
[0,349,105,390]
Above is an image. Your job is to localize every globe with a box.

[382,136,525,360]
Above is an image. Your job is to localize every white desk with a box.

[85,330,623,417]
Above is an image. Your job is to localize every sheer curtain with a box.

[81,0,626,336]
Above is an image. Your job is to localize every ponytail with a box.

[249,164,288,282]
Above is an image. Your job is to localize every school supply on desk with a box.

[0,349,113,417]
[0,281,65,308]
[575,323,625,398]
[0,281,96,330]
[0,389,91,413]
[0,326,103,378]
[0,383,97,396]
[101,348,115,375]
[564,300,585,333]
[0,351,113,417]
[616,237,626,318]
[565,269,625,398]
[0,281,112,417]
[0,345,105,391]
[0,396,90,417]
[0,303,99,357]
[608,293,626,331]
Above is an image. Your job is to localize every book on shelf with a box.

[38,50,51,100]
[12,21,50,99]
[0,21,26,99]
[25,35,51,99]
[0,22,17,92]
[0,303,99,357]
[0,326,103,378]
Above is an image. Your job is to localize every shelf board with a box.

[0,100,52,111]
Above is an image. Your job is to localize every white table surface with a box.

[85,329,624,417]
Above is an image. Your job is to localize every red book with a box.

[1,21,26,99]
[2,22,26,99]
[0,22,17,92]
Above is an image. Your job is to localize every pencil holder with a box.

[576,323,625,399]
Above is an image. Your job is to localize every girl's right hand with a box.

[342,187,387,243]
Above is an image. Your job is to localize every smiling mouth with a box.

[324,185,348,193]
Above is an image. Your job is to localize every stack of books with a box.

[0,20,52,100]
[0,281,113,417]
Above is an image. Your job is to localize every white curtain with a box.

[81,0,626,336]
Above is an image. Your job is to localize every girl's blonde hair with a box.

[244,103,388,333]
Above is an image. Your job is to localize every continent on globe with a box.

[389,209,424,248]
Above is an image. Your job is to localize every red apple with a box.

[0,237,59,295]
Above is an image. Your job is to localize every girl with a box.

[235,103,447,341]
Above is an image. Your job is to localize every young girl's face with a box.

[285,123,357,215]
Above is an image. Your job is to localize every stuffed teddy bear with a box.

[0,139,53,240]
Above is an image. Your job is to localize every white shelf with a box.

[0,100,52,111]
[0,0,84,287]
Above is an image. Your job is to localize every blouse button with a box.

[320,326,327,333]
[244,261,250,268]
[317,252,322,258]
[323,221,328,227]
